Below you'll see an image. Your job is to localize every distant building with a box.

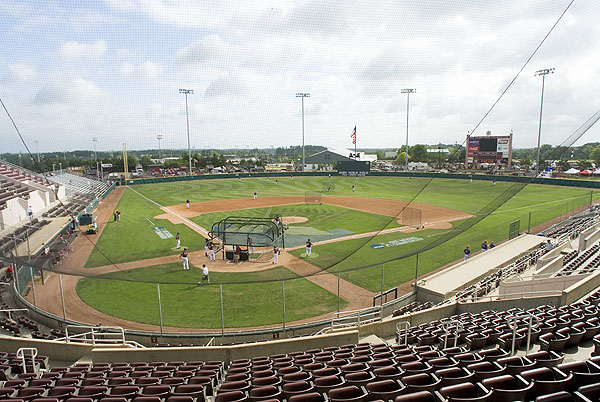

[384,151,398,159]
[304,147,377,171]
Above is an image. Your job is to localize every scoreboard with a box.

[466,134,513,168]
[338,160,370,176]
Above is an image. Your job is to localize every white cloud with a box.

[120,61,164,79]
[59,40,107,61]
[7,63,36,81]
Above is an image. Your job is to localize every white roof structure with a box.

[564,168,580,174]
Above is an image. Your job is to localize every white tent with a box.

[593,168,600,175]
[564,168,580,174]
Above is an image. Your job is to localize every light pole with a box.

[157,134,163,159]
[179,88,194,175]
[296,93,310,171]
[92,137,98,178]
[534,68,554,177]
[34,139,40,163]
[401,89,416,171]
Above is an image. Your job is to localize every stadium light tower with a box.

[157,134,163,159]
[34,139,40,163]
[296,93,310,171]
[534,68,554,177]
[401,89,416,171]
[179,88,194,175]
[92,137,98,161]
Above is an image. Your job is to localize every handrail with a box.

[206,337,215,347]
[63,325,126,345]
[506,313,540,356]
[395,321,410,346]
[16,347,37,374]
[331,306,382,329]
[0,308,30,321]
[441,319,463,349]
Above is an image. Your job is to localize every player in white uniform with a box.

[201,264,210,284]
[306,239,312,257]
[176,232,181,249]
[204,238,209,257]
[209,241,216,261]
[273,246,279,264]
[180,248,189,270]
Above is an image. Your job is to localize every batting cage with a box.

[209,216,285,261]
[305,191,322,205]
[401,207,423,228]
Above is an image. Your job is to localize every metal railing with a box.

[0,308,30,321]
[395,321,410,345]
[506,313,540,356]
[441,319,464,349]
[59,325,144,348]
[331,306,382,330]
[16,347,37,374]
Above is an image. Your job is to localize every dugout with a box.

[209,216,286,261]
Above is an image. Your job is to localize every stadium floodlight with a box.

[179,88,194,175]
[296,93,310,171]
[401,89,416,171]
[534,68,554,177]
[157,134,163,159]
[34,139,40,163]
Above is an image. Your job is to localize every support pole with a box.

[528,211,532,233]
[30,266,37,307]
[282,280,286,337]
[220,284,225,340]
[380,264,385,306]
[157,283,164,341]
[414,254,419,300]
[58,274,66,320]
[337,272,341,314]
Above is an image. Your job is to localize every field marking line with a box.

[146,218,155,226]
[477,193,593,216]
[126,186,209,238]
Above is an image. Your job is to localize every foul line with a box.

[127,186,209,238]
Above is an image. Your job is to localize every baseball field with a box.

[34,175,599,330]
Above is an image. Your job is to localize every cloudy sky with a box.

[1,0,599,153]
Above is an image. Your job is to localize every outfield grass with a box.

[77,263,347,328]
[289,184,599,292]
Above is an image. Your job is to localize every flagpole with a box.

[354,126,357,156]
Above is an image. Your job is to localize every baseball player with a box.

[198,264,210,284]
[176,232,181,249]
[248,236,254,254]
[180,247,189,270]
[306,238,312,257]
[352,185,355,192]
[463,245,471,261]
[273,246,279,264]
[204,238,209,257]
[208,241,215,261]
[186,199,190,209]
[481,240,488,252]
[253,191,257,200]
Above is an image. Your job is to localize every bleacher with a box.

[556,245,600,277]
[46,172,109,200]
[0,161,46,187]
[0,219,49,258]
[0,178,33,211]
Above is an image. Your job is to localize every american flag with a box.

[351,126,356,145]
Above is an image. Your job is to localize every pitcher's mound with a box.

[282,216,308,224]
